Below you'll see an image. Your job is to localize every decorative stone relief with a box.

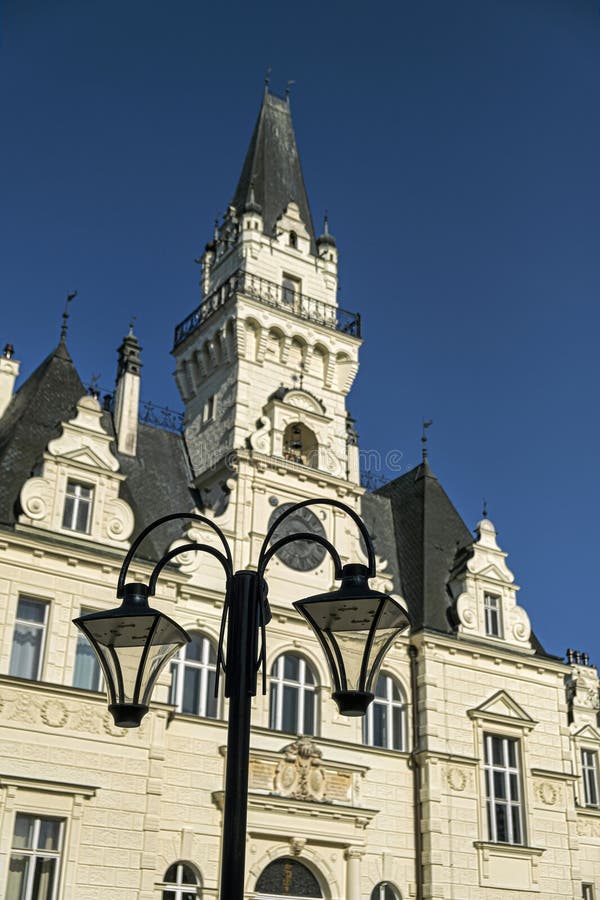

[577,819,600,838]
[444,765,472,793]
[247,738,357,807]
[275,737,326,801]
[0,688,147,741]
[249,415,271,454]
[534,780,561,807]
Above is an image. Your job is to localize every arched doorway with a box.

[255,856,324,898]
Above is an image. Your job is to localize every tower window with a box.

[281,275,300,306]
[484,593,502,637]
[282,422,318,468]
[62,480,93,533]
[289,231,298,249]
[203,395,216,423]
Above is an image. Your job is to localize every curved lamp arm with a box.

[259,532,343,580]
[148,542,232,596]
[257,498,376,578]
[117,512,233,597]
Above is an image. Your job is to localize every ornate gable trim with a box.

[468,690,537,732]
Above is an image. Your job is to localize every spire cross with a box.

[61,291,77,341]
[482,497,488,518]
[128,315,137,336]
[421,419,433,460]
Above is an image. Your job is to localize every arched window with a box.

[363,673,406,751]
[289,231,298,249]
[169,632,218,718]
[370,883,401,900]
[270,653,317,735]
[256,856,323,897]
[162,862,201,899]
[282,422,318,468]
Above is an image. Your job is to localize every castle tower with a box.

[172,90,364,570]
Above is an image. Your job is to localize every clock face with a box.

[268,502,327,572]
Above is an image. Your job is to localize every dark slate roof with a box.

[359,491,401,593]
[231,91,317,253]
[113,422,196,561]
[376,458,474,635]
[0,338,85,525]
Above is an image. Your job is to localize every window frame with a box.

[281,274,301,307]
[72,606,104,692]
[581,749,599,808]
[269,653,317,736]
[62,479,94,534]
[161,861,201,900]
[169,632,220,719]
[9,596,49,681]
[484,732,525,845]
[582,885,596,900]
[483,592,503,638]
[7,812,65,900]
[363,672,406,752]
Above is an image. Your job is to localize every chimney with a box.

[0,344,20,418]
[113,327,142,456]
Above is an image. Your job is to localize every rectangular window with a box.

[62,481,93,533]
[281,275,300,306]
[484,733,524,844]
[7,813,64,900]
[203,395,215,423]
[73,608,103,691]
[484,593,502,637]
[582,885,595,900]
[9,597,48,680]
[582,750,599,807]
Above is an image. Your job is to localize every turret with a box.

[113,325,142,456]
[0,343,20,419]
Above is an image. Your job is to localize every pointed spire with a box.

[231,90,317,252]
[317,209,336,249]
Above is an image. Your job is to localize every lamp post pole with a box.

[219,571,262,900]
[74,499,410,900]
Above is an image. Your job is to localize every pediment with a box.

[468,690,536,730]
[473,563,513,584]
[573,724,600,743]
[57,446,115,471]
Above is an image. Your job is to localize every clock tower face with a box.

[267,502,327,572]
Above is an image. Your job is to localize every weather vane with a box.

[61,290,78,340]
[421,419,433,459]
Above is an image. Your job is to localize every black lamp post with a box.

[74,499,410,900]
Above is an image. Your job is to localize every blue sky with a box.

[1,0,599,659]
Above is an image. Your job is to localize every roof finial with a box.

[128,315,136,337]
[421,419,433,460]
[88,373,101,399]
[482,497,488,518]
[285,79,296,103]
[61,291,77,341]
[264,66,271,93]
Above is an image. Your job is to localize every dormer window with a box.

[203,394,216,423]
[62,480,93,533]
[289,230,298,249]
[484,593,502,637]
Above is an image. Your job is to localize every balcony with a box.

[173,269,361,348]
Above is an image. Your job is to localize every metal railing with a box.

[173,269,361,347]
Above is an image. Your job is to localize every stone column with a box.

[345,847,364,900]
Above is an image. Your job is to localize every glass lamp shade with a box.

[293,564,410,716]
[73,583,190,727]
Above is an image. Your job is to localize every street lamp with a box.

[74,498,410,900]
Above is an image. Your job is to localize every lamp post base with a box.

[108,703,149,728]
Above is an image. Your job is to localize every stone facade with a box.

[0,89,598,900]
